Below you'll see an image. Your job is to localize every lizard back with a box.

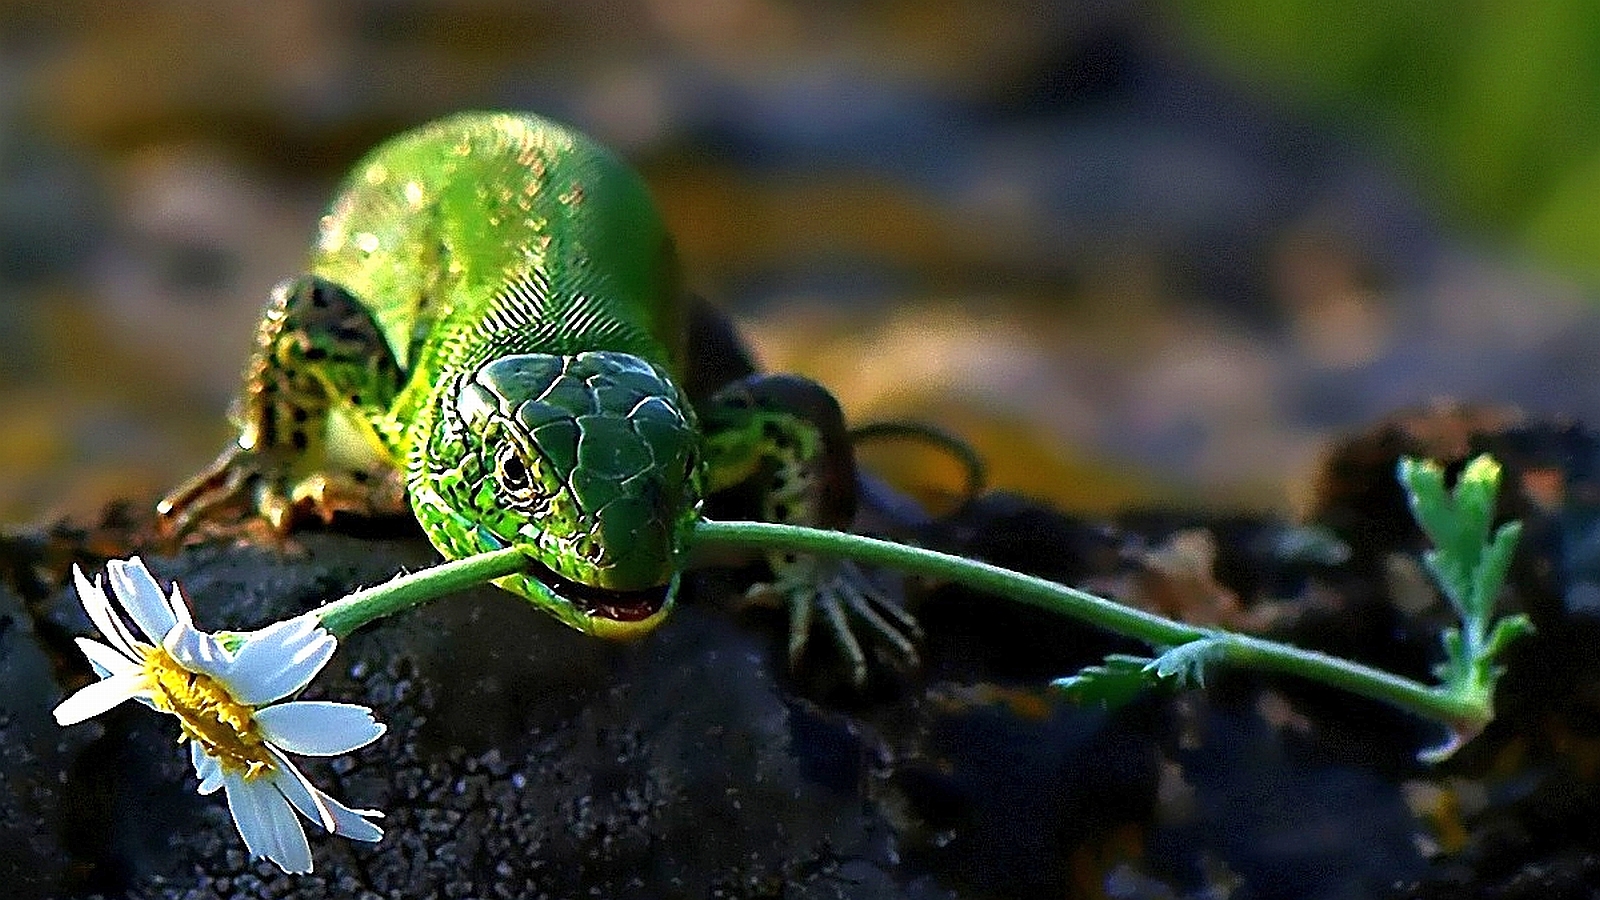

[307,112,685,452]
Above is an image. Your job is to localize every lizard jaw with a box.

[518,559,677,639]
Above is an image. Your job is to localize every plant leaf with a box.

[1053,655,1155,709]
[1465,521,1521,624]
[1398,458,1455,553]
[1145,637,1229,688]
[1484,613,1534,657]
[1432,625,1467,683]
[1453,456,1501,552]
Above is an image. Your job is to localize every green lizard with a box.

[157,111,917,681]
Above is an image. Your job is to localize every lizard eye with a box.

[495,445,540,503]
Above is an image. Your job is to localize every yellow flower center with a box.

[141,646,276,779]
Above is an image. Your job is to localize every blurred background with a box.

[5,0,1600,526]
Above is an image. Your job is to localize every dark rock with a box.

[26,437,1595,897]
[15,531,947,898]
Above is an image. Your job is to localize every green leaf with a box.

[1399,454,1531,717]
[1422,547,1474,619]
[1053,655,1156,709]
[1398,457,1454,551]
[1145,637,1230,688]
[1484,614,1534,657]
[1452,456,1501,557]
[1402,455,1516,625]
[1054,637,1232,708]
[1432,625,1468,684]
[1466,521,1521,624]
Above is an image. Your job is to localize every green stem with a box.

[702,521,1204,645]
[692,519,1485,727]
[314,545,531,638]
[306,517,1486,730]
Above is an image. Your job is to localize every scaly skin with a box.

[162,113,703,638]
[318,113,701,637]
[160,112,917,670]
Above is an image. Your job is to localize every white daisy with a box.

[52,556,386,874]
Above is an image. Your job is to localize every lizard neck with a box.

[388,267,674,445]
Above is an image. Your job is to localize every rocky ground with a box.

[9,408,1600,897]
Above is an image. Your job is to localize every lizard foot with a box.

[287,469,409,526]
[157,444,294,541]
[745,555,923,687]
[158,444,407,543]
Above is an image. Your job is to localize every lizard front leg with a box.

[158,276,406,539]
[699,373,921,685]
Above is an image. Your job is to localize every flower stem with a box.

[314,545,531,638]
[307,518,1487,732]
[691,519,1485,728]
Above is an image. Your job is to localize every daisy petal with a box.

[267,748,382,841]
[75,637,138,677]
[167,583,194,628]
[255,701,386,756]
[76,566,140,659]
[234,615,319,659]
[225,773,313,874]
[266,749,335,831]
[191,741,224,795]
[275,778,384,839]
[223,774,269,858]
[316,788,384,843]
[198,768,225,795]
[228,618,337,705]
[163,622,234,681]
[262,794,313,874]
[107,557,178,644]
[52,671,149,726]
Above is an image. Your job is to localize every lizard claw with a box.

[157,444,290,541]
[748,557,922,687]
[288,469,409,525]
[159,443,407,543]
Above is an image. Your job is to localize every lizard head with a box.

[418,350,703,639]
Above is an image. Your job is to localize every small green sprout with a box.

[1397,454,1533,760]
[1056,453,1532,761]
[1055,638,1230,707]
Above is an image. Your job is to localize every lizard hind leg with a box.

[158,276,407,539]
[700,373,923,686]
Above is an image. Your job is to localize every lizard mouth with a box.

[528,560,672,623]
